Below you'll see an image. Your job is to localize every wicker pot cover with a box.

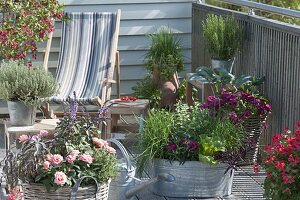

[239,114,267,165]
[23,180,110,200]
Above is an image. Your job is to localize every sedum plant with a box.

[0,59,57,105]
[203,14,242,60]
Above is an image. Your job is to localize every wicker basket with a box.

[23,179,110,200]
[239,114,267,165]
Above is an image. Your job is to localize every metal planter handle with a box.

[106,138,135,173]
[70,176,101,200]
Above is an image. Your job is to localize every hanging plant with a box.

[0,0,65,63]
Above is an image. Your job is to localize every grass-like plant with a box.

[136,109,174,175]
[203,14,242,60]
[0,59,58,105]
[146,27,184,81]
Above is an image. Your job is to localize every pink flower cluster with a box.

[92,137,116,154]
[260,121,300,198]
[18,130,49,143]
[42,150,96,186]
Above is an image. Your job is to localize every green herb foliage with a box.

[136,109,174,175]
[145,27,184,80]
[203,14,242,60]
[0,59,57,105]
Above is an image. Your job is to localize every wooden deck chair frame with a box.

[41,10,121,119]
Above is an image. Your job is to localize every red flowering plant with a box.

[0,0,64,63]
[260,122,300,199]
[1,95,118,192]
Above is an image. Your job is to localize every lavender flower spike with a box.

[69,91,78,121]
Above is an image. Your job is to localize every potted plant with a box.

[200,88,271,164]
[0,60,57,126]
[202,14,242,72]
[2,96,118,199]
[136,104,248,198]
[145,27,184,108]
[259,122,300,200]
[0,0,64,63]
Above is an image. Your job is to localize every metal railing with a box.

[192,2,300,145]
[216,0,300,18]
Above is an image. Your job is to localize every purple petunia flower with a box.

[187,140,199,151]
[166,144,177,151]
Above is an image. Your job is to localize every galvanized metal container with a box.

[150,159,234,198]
[107,139,136,200]
[211,58,235,73]
[7,101,36,126]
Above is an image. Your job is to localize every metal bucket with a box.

[211,58,235,73]
[150,159,234,198]
[7,101,36,126]
[107,139,136,200]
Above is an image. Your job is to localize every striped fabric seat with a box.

[48,11,120,105]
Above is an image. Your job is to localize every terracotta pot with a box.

[159,72,180,108]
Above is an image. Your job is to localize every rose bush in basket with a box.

[2,96,118,194]
[261,122,300,199]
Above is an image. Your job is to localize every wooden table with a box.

[2,119,59,150]
[186,73,214,106]
[109,99,150,138]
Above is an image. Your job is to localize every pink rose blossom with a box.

[79,154,93,164]
[51,154,63,166]
[66,154,76,164]
[18,134,29,143]
[106,146,116,154]
[92,137,106,148]
[39,130,49,137]
[70,150,80,157]
[54,171,67,186]
[43,161,50,170]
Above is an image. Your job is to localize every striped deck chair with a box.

[44,10,121,117]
